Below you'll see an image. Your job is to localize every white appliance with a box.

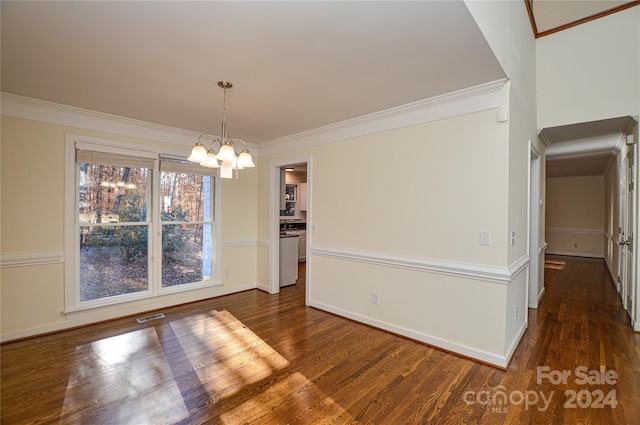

[279,235,299,286]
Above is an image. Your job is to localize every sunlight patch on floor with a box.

[62,328,189,424]
[170,309,290,399]
[544,259,566,270]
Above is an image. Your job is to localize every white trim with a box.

[546,250,604,259]
[635,321,640,332]
[1,92,258,154]
[546,227,605,235]
[269,155,312,296]
[307,300,509,368]
[504,320,528,367]
[538,286,546,304]
[222,239,260,249]
[2,93,195,147]
[538,241,549,255]
[0,251,64,268]
[257,239,269,248]
[546,175,605,181]
[259,79,507,157]
[0,282,256,343]
[256,283,270,293]
[310,245,529,285]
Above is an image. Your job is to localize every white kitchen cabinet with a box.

[298,235,306,262]
[279,235,299,286]
[280,184,297,218]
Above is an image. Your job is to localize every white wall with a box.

[536,6,640,129]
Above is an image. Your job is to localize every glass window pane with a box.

[79,163,148,224]
[162,223,212,287]
[160,172,211,222]
[79,226,148,301]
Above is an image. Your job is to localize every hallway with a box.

[1,256,639,424]
[499,255,640,423]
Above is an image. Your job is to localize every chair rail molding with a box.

[0,251,64,268]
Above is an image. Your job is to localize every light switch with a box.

[480,231,491,246]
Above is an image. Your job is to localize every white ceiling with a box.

[0,1,504,145]
[2,1,635,178]
[544,117,634,178]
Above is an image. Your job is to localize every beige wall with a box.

[545,176,605,257]
[536,6,640,129]
[1,116,259,339]
[257,107,521,366]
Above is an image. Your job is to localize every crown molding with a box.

[0,92,259,153]
[2,79,507,159]
[258,78,508,157]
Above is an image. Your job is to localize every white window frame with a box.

[64,134,221,313]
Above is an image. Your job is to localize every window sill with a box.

[63,281,224,318]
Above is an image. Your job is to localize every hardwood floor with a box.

[2,256,639,424]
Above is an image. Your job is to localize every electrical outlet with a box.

[372,292,380,305]
[224,270,230,278]
[515,305,519,319]
[510,231,516,246]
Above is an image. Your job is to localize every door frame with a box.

[269,155,312,301]
[622,146,636,323]
[528,142,543,308]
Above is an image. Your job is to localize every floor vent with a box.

[136,313,165,324]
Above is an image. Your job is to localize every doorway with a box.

[528,143,542,308]
[269,156,311,302]
[542,116,638,330]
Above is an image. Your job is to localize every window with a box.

[77,152,152,302]
[66,139,219,312]
[160,159,214,288]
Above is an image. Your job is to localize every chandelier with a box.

[188,81,255,178]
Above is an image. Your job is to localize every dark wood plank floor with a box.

[2,257,640,424]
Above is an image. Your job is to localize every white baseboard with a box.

[1,283,257,342]
[546,250,603,259]
[635,322,640,333]
[308,299,508,368]
[538,287,546,304]
[504,320,528,366]
[256,283,270,293]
